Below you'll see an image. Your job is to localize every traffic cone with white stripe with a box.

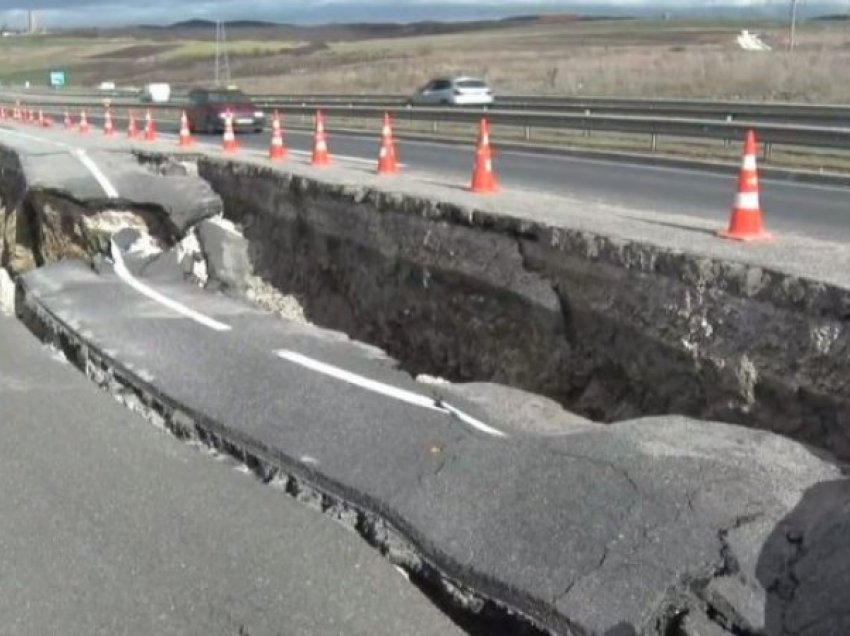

[103,108,115,136]
[127,110,139,139]
[221,111,239,153]
[64,109,73,129]
[79,110,90,134]
[144,109,157,141]
[376,112,399,175]
[469,118,498,193]
[268,110,287,161]
[178,110,194,147]
[311,110,330,167]
[718,130,770,241]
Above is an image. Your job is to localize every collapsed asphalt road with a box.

[0,316,466,636]
[15,247,847,635]
[2,118,850,635]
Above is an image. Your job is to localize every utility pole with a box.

[214,20,231,86]
[788,0,799,52]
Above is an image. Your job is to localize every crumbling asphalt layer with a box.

[17,260,845,635]
[2,128,849,635]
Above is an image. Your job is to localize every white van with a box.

[142,83,171,103]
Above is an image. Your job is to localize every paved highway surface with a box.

[0,316,465,636]
[4,111,850,241]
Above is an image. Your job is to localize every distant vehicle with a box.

[185,87,265,134]
[142,82,171,104]
[409,77,494,107]
[98,81,116,91]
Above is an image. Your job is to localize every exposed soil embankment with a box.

[0,145,209,277]
[196,158,850,460]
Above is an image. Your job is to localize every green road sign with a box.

[49,70,67,88]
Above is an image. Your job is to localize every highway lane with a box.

[0,316,465,636]
[7,111,850,241]
[172,121,850,243]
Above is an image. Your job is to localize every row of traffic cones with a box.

[2,102,769,240]
[3,103,53,128]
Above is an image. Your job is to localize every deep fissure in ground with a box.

[191,157,850,461]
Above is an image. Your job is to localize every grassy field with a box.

[1,18,849,102]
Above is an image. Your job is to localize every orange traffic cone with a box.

[103,108,115,136]
[268,110,287,161]
[377,112,399,175]
[144,109,157,141]
[42,115,53,128]
[469,118,498,193]
[127,110,139,139]
[311,110,331,166]
[718,130,770,241]
[221,111,239,153]
[79,110,90,134]
[64,110,73,129]
[178,111,194,147]
[0,105,6,121]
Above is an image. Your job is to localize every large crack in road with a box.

[1,126,849,635]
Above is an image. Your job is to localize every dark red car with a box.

[185,87,265,134]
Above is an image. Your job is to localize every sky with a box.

[0,1,848,28]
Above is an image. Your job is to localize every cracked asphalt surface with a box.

[0,316,466,636]
[18,260,842,634]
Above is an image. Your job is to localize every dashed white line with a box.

[275,349,507,438]
[110,239,232,332]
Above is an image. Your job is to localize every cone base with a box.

[377,164,399,175]
[469,177,499,194]
[179,138,194,148]
[717,229,772,242]
[311,155,330,167]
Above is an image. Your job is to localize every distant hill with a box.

[89,14,545,42]
[811,13,850,21]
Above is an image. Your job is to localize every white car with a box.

[409,77,494,107]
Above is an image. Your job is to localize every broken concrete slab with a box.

[0,140,222,277]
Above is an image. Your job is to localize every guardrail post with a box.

[584,109,591,138]
[432,120,438,134]
[651,133,658,152]
[524,126,531,142]
[763,142,773,162]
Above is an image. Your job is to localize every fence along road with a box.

[5,91,850,157]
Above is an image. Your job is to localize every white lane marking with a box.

[439,402,508,438]
[73,149,119,198]
[275,349,507,438]
[110,239,232,332]
[0,127,120,199]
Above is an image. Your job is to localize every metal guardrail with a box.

[7,88,850,125]
[249,94,850,126]
[7,96,850,156]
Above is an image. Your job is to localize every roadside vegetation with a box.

[1,18,848,102]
